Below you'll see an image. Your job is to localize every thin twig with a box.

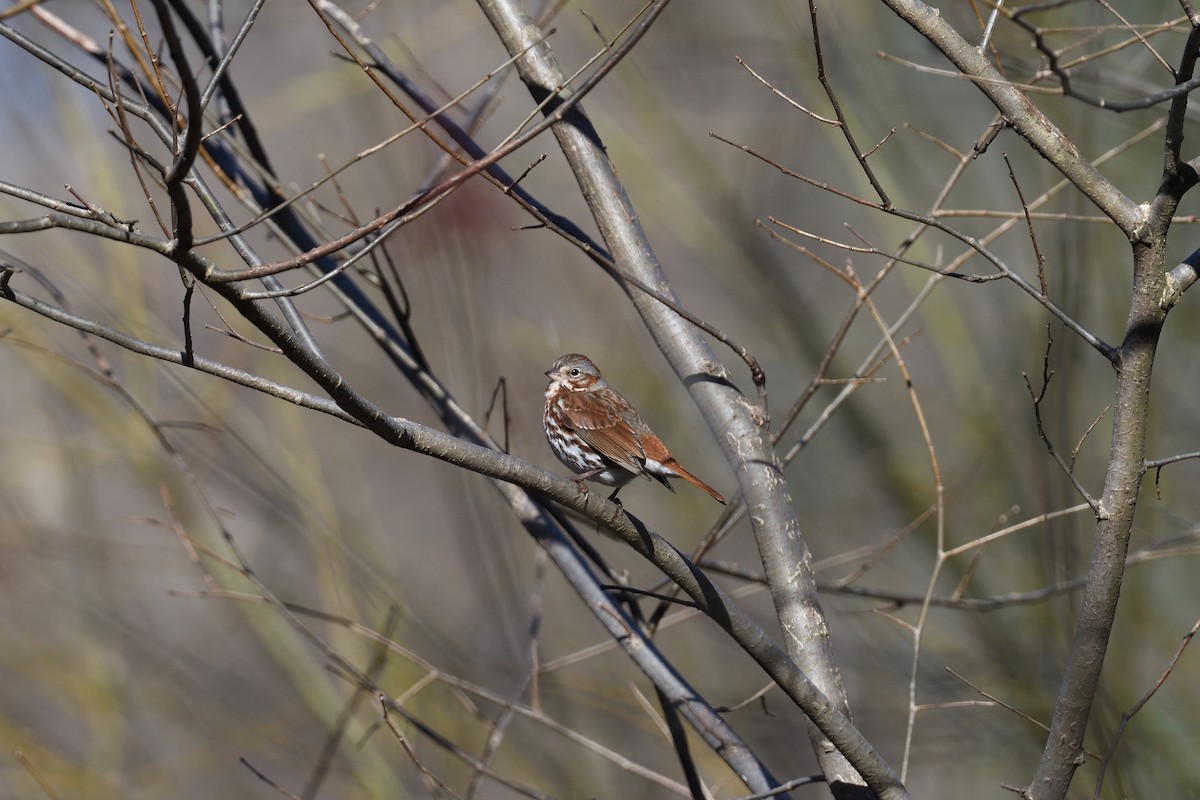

[1092,617,1200,798]
[1022,328,1105,517]
[1003,151,1048,298]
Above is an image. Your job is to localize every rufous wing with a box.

[559,391,648,477]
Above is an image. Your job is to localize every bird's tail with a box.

[667,460,726,504]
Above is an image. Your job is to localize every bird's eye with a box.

[569,368,580,377]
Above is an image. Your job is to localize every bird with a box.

[543,353,726,504]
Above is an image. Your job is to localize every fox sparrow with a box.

[543,354,726,504]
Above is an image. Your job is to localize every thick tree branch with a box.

[0,267,793,794]
[476,1,900,798]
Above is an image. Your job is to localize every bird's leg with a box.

[569,466,609,498]
[606,486,624,509]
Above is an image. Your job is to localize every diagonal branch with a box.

[877,0,1145,238]
[476,1,904,798]
[0,266,790,794]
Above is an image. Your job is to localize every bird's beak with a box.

[544,369,555,379]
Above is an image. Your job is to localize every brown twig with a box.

[1092,617,1200,798]
[1022,328,1105,517]
[1003,151,1048,298]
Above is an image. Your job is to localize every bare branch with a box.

[879,0,1145,236]
[1092,617,1200,797]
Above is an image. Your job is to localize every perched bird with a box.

[543,354,726,504]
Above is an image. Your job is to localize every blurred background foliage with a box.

[1,0,1198,798]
